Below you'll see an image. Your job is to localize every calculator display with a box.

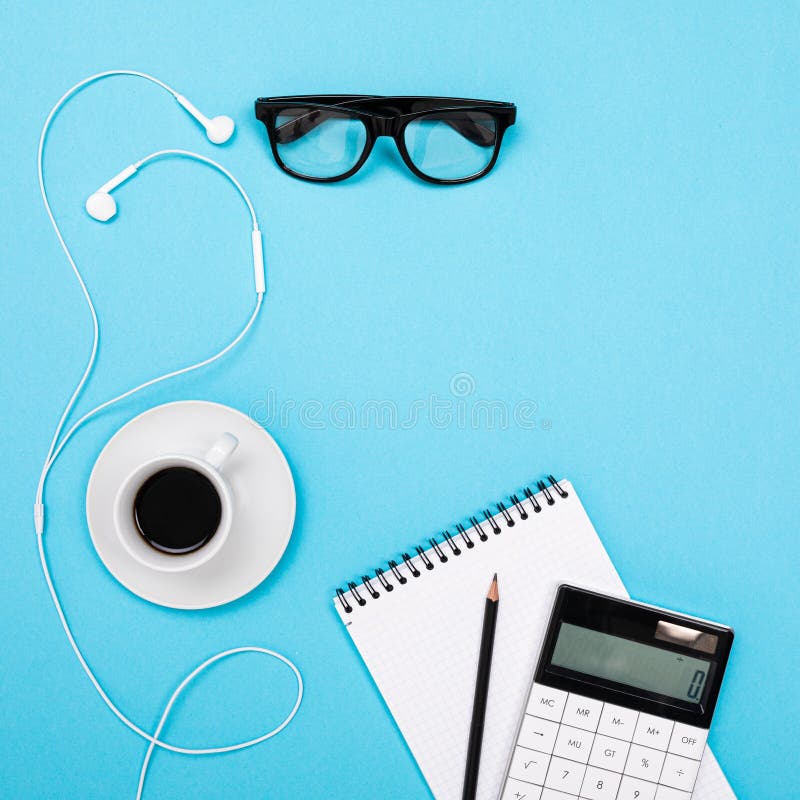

[551,622,710,703]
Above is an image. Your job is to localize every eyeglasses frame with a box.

[254,95,517,185]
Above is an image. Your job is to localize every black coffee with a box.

[133,466,222,554]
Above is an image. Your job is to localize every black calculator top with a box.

[535,586,734,729]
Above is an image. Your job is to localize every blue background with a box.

[1,2,797,797]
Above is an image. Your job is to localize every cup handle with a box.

[203,433,239,471]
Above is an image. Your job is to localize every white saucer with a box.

[86,401,296,610]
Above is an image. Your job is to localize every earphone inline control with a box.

[34,70,301,800]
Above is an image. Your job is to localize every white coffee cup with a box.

[113,433,238,573]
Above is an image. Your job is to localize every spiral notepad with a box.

[333,476,736,800]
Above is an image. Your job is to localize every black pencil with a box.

[461,573,500,800]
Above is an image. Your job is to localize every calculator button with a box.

[518,715,559,754]
[580,765,621,799]
[654,787,691,800]
[588,734,629,773]
[596,702,638,741]
[502,778,543,800]
[562,693,603,731]
[509,745,549,785]
[545,755,585,794]
[528,684,569,722]
[553,724,594,764]
[541,790,575,800]
[632,713,673,751]
[659,753,700,791]
[624,743,666,781]
[667,723,708,760]
[617,775,657,800]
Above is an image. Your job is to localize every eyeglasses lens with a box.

[274,107,368,179]
[403,110,497,181]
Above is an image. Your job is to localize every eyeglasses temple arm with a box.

[274,109,324,144]
[442,117,496,146]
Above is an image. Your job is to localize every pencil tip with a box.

[488,573,499,601]
[493,572,497,582]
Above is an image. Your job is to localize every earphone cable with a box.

[36,148,262,513]
[36,293,262,508]
[33,72,301,799]
[35,71,189,514]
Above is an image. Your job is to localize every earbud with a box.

[205,115,235,145]
[85,163,138,222]
[85,192,117,222]
[175,94,234,144]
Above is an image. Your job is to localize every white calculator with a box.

[499,585,733,800]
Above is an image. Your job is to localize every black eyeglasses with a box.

[254,95,516,184]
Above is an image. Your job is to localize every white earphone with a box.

[70,71,231,222]
[174,92,235,144]
[68,69,236,145]
[84,163,136,222]
[34,71,300,800]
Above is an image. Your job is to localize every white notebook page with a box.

[334,480,735,800]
